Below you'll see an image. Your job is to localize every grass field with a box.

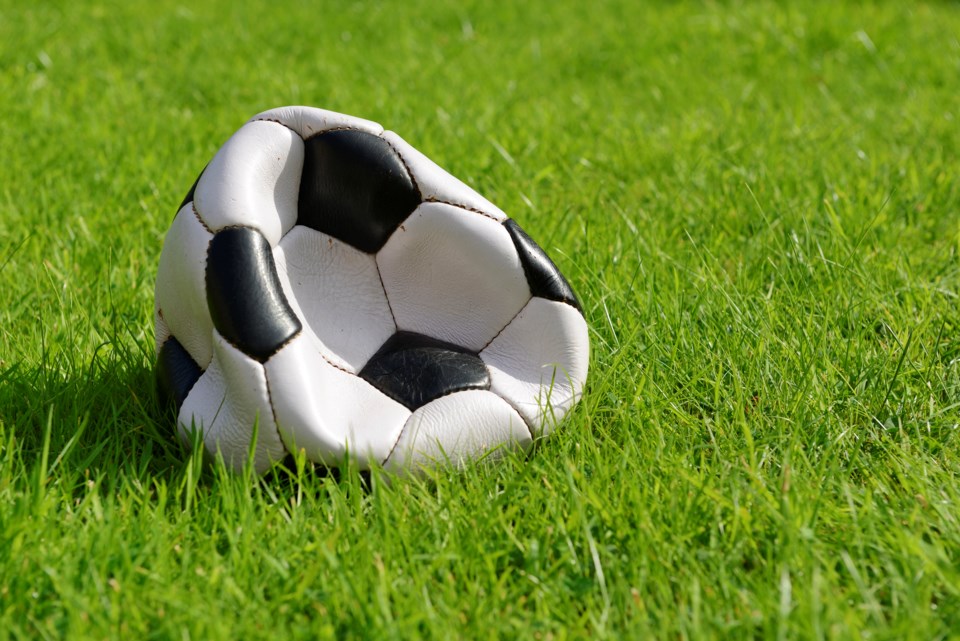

[2,0,959,638]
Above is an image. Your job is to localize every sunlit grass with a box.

[1,0,959,638]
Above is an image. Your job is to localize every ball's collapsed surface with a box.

[154,106,589,474]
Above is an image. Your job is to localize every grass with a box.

[1,0,959,638]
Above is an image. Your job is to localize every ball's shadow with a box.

[1,352,187,489]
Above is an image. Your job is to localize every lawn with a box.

[1,0,959,638]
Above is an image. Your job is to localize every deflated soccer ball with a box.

[154,106,589,474]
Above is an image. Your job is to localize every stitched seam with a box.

[178,374,202,410]
[205,223,301,362]
[156,333,205,408]
[207,320,299,364]
[428,382,491,404]
[191,202,214,234]
[423,197,501,222]
[373,256,398,329]
[368,378,491,412]
[379,383,499,467]
[301,125,373,142]
[315,341,353,375]
[381,417,408,467]
[209,322,299,363]
[253,118,385,143]
[478,297,530,353]
[251,116,292,131]
[216,222,269,234]
[321,355,351,374]
[204,225,352,370]
[379,135,423,201]
[497,393,537,441]
[262,368,289,458]
[251,117,308,145]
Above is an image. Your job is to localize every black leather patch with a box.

[206,227,302,362]
[298,130,421,253]
[178,164,206,212]
[503,219,581,311]
[360,331,490,410]
[157,336,203,411]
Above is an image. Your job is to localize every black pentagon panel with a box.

[503,219,581,312]
[360,331,490,411]
[206,227,302,362]
[178,164,206,212]
[298,130,422,253]
[157,336,203,411]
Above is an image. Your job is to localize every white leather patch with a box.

[377,201,530,352]
[194,120,304,245]
[384,389,531,474]
[154,303,170,354]
[155,205,214,368]
[381,131,507,221]
[251,106,383,139]
[178,331,288,473]
[274,226,396,372]
[264,333,410,468]
[481,298,589,435]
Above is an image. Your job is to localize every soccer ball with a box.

[154,106,589,474]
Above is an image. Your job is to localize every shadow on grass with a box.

[0,352,185,486]
[0,345,375,508]
[0,327,554,508]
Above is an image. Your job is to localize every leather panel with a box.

[360,331,490,410]
[156,335,203,411]
[155,204,215,368]
[297,130,421,253]
[251,105,383,139]
[383,390,531,474]
[481,297,589,434]
[154,303,170,353]
[380,131,506,221]
[503,219,581,311]
[206,227,302,362]
[265,333,410,468]
[178,331,288,473]
[194,120,303,245]
[274,226,395,372]
[377,202,530,352]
